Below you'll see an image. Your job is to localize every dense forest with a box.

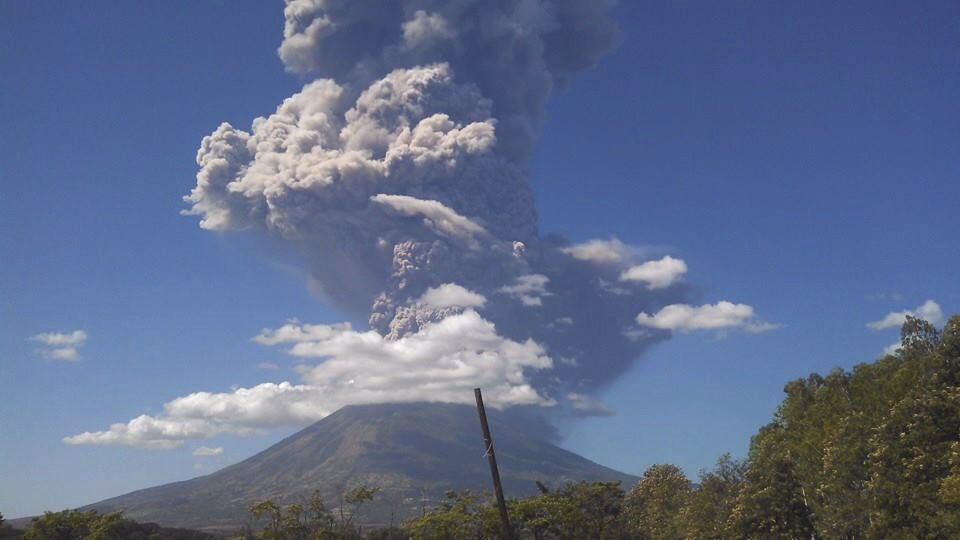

[5,314,958,539]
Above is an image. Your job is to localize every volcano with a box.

[86,403,637,531]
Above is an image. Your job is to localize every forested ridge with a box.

[4,314,958,539]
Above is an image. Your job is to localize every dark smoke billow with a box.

[183,0,688,409]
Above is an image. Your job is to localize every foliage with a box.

[678,454,744,539]
[402,490,498,540]
[729,314,960,538]
[242,487,381,539]
[624,465,690,539]
[22,510,124,540]
[403,482,628,540]
[20,509,217,539]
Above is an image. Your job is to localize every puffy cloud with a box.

[635,301,778,333]
[253,321,353,346]
[65,415,212,449]
[417,283,486,309]
[30,330,87,361]
[619,256,687,289]
[498,274,551,306]
[561,238,634,264]
[65,311,553,448]
[192,446,224,457]
[867,299,944,330]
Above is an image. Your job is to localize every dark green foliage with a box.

[403,482,628,540]
[729,314,960,538]
[679,455,744,539]
[538,314,959,540]
[20,509,218,539]
[527,481,626,539]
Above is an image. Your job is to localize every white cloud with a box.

[252,320,353,346]
[257,362,280,370]
[882,340,902,356]
[560,238,634,264]
[192,446,224,457]
[417,283,486,309]
[635,301,778,333]
[498,274,551,306]
[65,311,554,448]
[370,194,489,249]
[744,321,784,334]
[567,393,614,417]
[30,330,87,361]
[619,256,687,289]
[867,300,944,330]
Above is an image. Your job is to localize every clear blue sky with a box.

[2,0,958,518]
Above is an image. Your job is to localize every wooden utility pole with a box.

[474,387,514,540]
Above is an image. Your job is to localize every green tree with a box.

[866,315,960,538]
[729,425,814,539]
[624,464,690,539]
[23,510,125,540]
[547,481,626,539]
[404,490,497,540]
[679,454,744,539]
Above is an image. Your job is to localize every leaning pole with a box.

[474,387,514,540]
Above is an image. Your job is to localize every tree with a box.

[679,454,744,539]
[899,315,941,357]
[248,500,283,539]
[339,485,380,533]
[23,509,124,540]
[729,425,815,538]
[403,490,497,540]
[866,316,960,538]
[546,481,627,539]
[624,464,690,539]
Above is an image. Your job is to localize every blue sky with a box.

[2,0,958,518]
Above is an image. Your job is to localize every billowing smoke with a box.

[182,0,674,397]
[66,1,777,449]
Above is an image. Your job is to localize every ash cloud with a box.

[181,0,681,404]
[66,0,780,449]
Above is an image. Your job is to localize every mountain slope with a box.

[87,402,637,530]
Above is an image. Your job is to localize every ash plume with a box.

[182,0,682,408]
[65,1,783,449]
[64,1,782,449]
